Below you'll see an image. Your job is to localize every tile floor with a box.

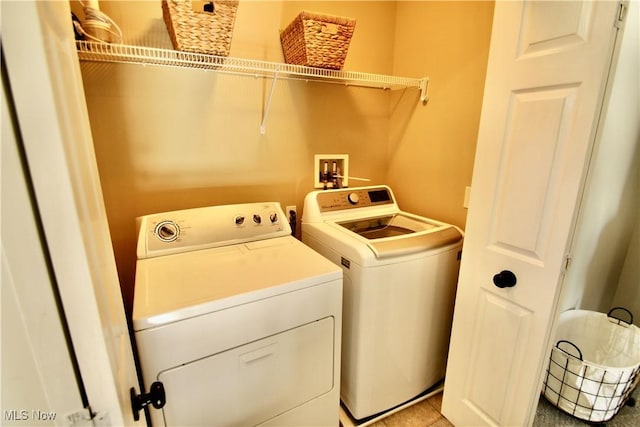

[362,387,639,427]
[369,392,452,427]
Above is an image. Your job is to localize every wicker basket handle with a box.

[607,307,634,326]
[321,23,339,35]
[203,2,214,13]
[556,340,583,361]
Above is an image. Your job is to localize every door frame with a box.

[2,1,140,425]
[2,53,88,425]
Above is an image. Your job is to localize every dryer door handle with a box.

[131,381,166,421]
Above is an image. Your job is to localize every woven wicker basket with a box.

[162,0,239,56]
[280,11,356,70]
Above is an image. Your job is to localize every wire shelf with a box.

[76,41,428,99]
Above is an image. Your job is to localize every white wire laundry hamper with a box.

[542,308,640,423]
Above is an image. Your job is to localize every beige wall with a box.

[388,1,494,228]
[77,1,494,314]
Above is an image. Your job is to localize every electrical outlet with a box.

[285,205,297,222]
[285,205,297,237]
[314,154,349,188]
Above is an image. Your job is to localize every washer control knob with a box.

[269,212,278,223]
[347,193,360,205]
[253,214,262,224]
[234,215,245,226]
[154,221,179,242]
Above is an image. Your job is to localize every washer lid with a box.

[132,236,341,331]
[363,226,463,258]
[333,213,463,259]
[337,213,437,238]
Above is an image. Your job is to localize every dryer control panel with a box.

[136,203,291,259]
[315,187,395,213]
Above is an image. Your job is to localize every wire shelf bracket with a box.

[260,66,280,135]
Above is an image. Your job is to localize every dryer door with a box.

[157,317,335,426]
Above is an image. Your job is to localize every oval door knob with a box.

[493,270,517,288]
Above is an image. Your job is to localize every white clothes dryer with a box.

[302,186,463,421]
[133,202,342,426]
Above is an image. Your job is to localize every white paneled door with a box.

[442,1,625,426]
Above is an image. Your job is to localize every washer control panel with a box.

[316,187,394,212]
[138,202,290,259]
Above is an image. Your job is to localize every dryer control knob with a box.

[154,221,179,242]
[347,193,360,205]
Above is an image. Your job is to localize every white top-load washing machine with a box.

[133,202,342,427]
[302,186,463,420]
